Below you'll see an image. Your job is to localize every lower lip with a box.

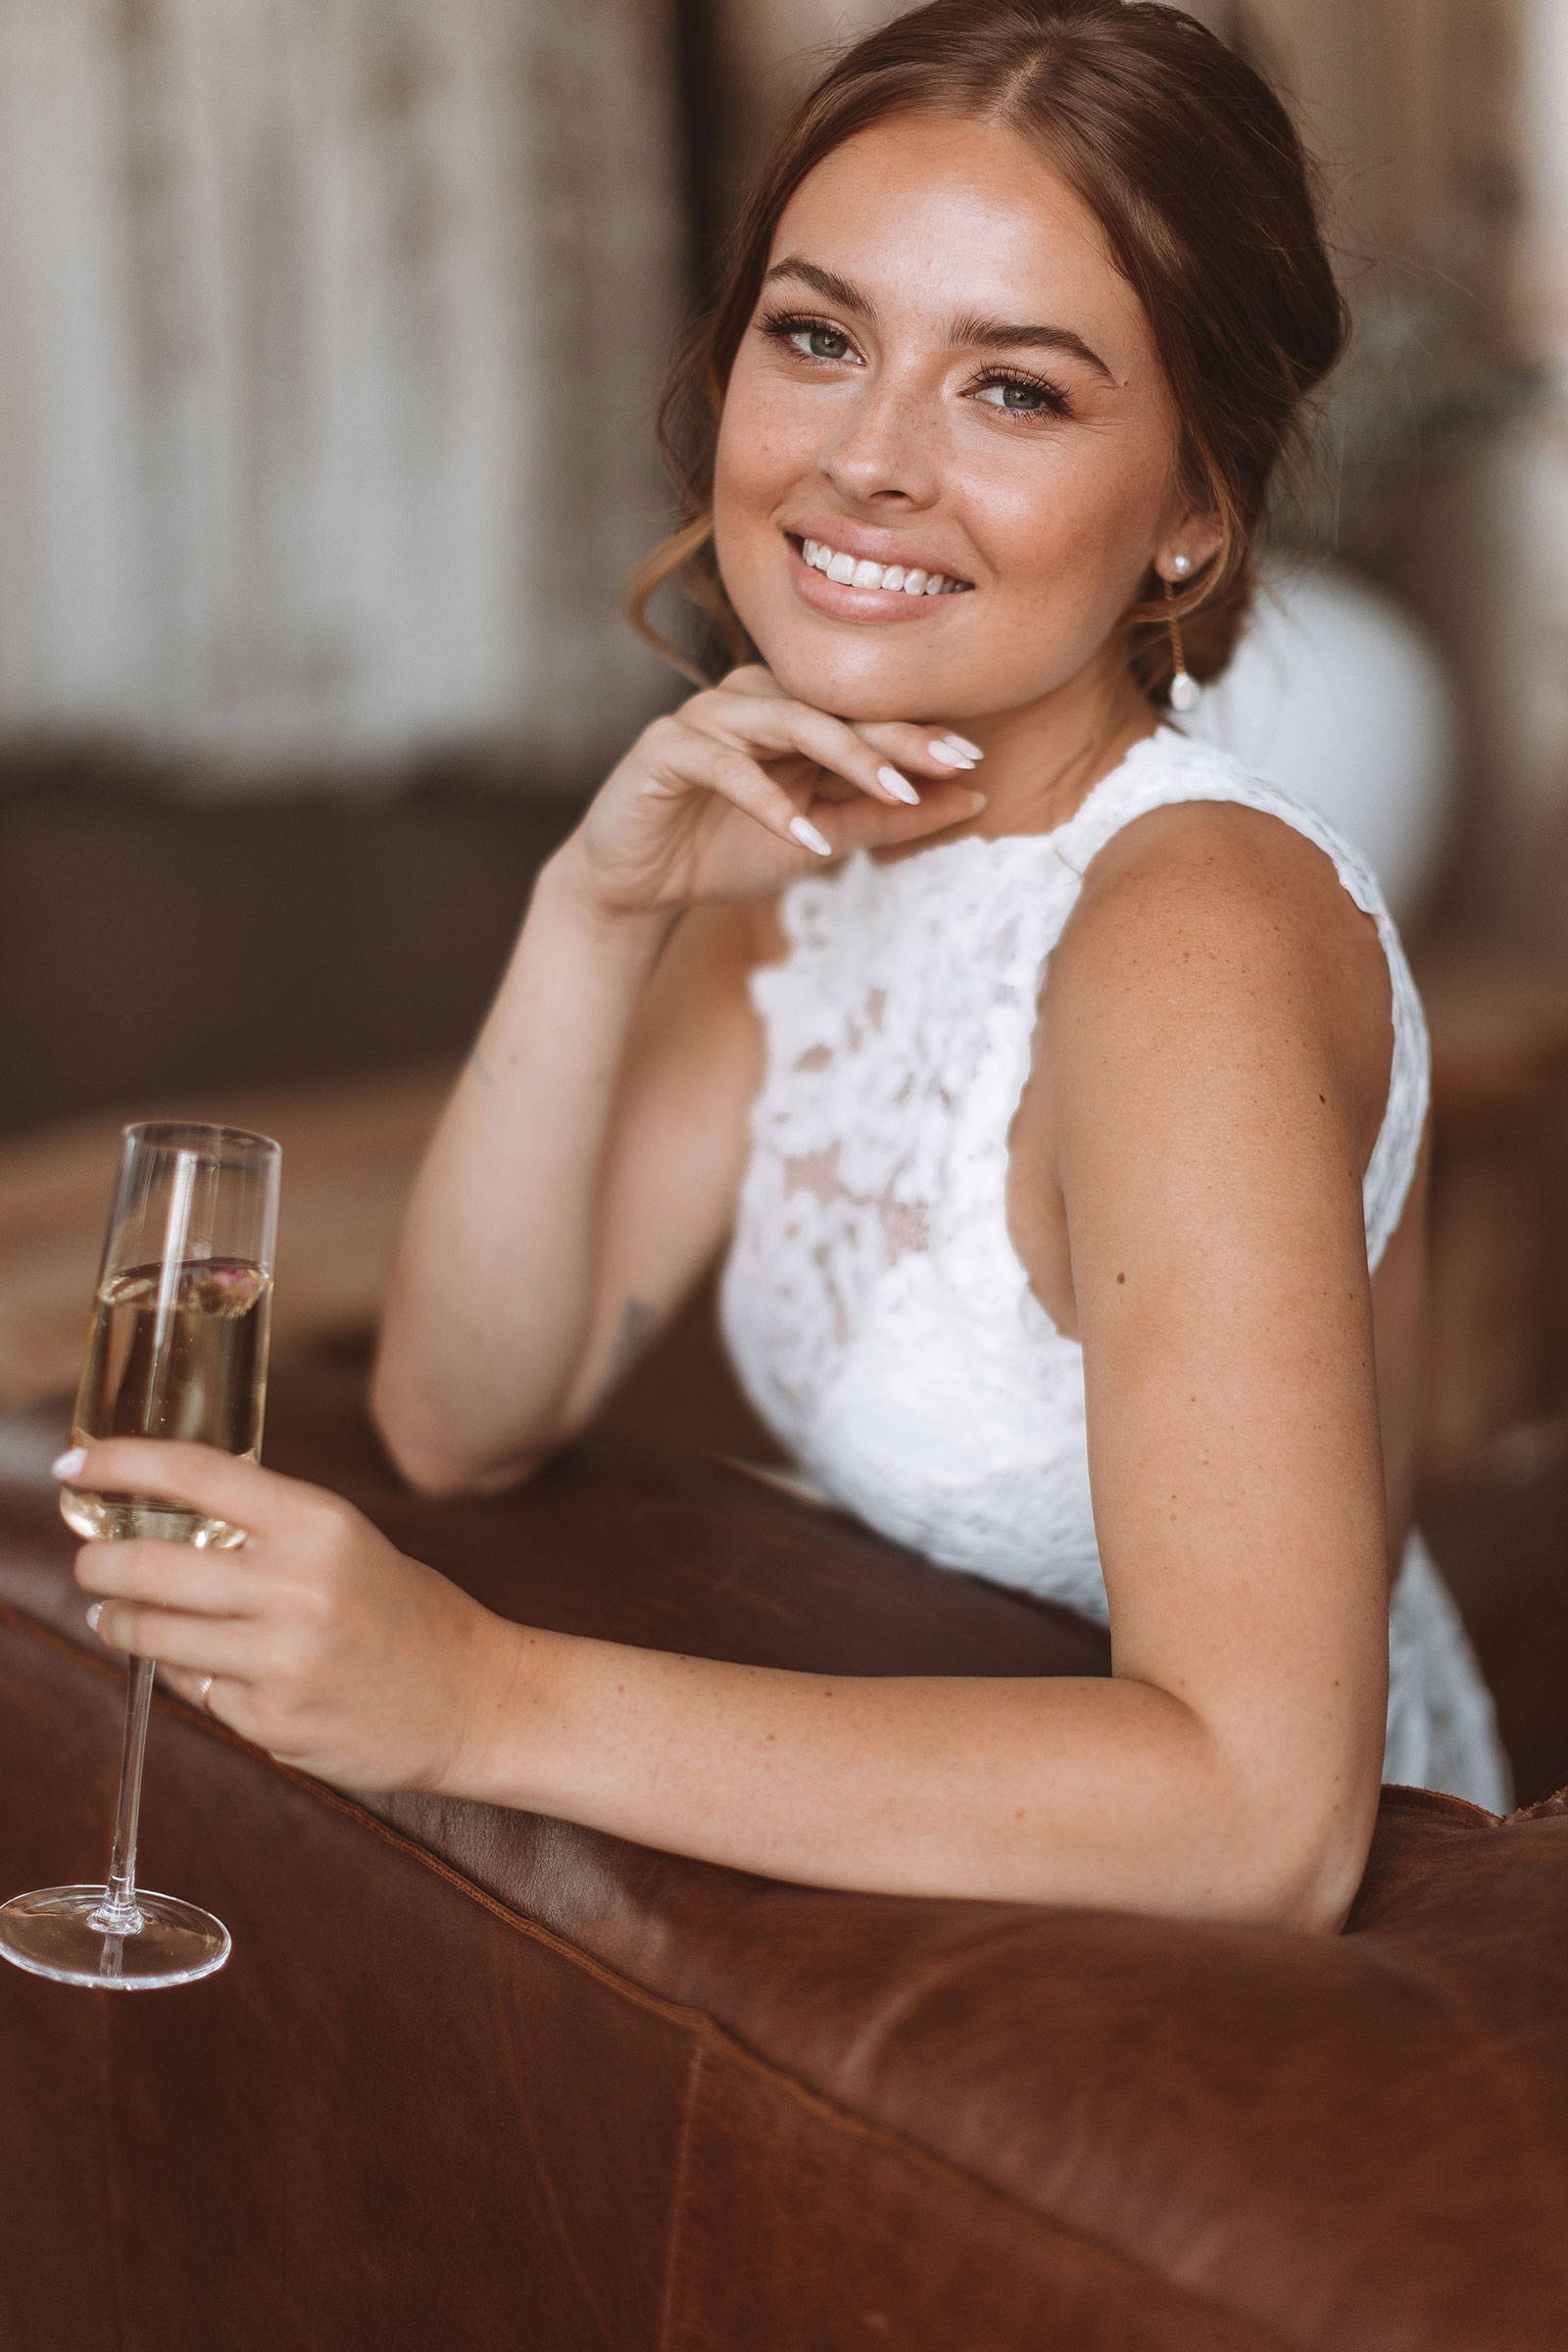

[785,537,973,625]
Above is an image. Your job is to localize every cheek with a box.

[978,437,1167,605]
[713,367,805,533]
[710,423,761,579]
[711,394,805,645]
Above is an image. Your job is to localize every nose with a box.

[817,366,942,512]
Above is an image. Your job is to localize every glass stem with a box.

[90,1658,155,1935]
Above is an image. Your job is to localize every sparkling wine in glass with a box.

[0,1122,279,1990]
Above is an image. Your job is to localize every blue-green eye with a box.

[974,373,1073,420]
[758,311,859,366]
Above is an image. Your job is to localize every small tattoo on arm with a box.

[470,1047,495,1091]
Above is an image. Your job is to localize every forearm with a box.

[68,1434,1364,1936]
[373,846,676,1490]
[457,1626,1355,1933]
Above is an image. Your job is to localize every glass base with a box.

[0,1886,230,1989]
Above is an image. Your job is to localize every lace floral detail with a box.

[719,723,1511,1810]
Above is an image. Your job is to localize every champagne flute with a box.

[0,1122,279,1990]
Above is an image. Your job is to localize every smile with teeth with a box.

[797,536,971,597]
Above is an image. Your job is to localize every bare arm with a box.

[450,810,1388,1928]
[370,871,755,1494]
[372,807,1393,1931]
[84,803,1391,1933]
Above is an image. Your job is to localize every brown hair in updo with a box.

[624,0,1349,709]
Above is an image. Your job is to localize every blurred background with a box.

[0,0,1565,1509]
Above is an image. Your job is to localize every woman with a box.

[64,0,1512,1934]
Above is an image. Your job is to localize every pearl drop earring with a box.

[1162,555,1200,711]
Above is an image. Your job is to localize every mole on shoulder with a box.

[1116,1272,1126,1285]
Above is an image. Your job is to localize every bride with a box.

[63,0,1512,1934]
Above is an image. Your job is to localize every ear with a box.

[1158,513,1225,581]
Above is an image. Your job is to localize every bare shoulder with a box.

[1067,794,1384,977]
[1045,797,1393,1158]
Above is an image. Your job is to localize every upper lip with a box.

[785,517,975,587]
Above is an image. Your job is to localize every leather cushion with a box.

[2,1359,1566,2348]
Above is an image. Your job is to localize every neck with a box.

[930,672,1165,845]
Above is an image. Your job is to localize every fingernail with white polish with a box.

[789,814,834,858]
[927,739,976,770]
[85,1602,103,1633]
[877,765,920,806]
[52,1446,87,1480]
[944,734,985,760]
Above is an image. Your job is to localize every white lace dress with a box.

[719,720,1514,1814]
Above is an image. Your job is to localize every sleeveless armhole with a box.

[1052,754,1432,1278]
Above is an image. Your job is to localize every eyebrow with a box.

[761,256,1117,385]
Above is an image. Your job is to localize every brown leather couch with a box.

[2,1354,1566,2350]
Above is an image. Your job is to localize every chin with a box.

[748,619,963,724]
[767,664,924,724]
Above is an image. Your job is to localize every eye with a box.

[757,310,861,367]
[971,370,1074,422]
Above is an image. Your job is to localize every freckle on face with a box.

[711,112,1181,726]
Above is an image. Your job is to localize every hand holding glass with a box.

[0,1122,279,1989]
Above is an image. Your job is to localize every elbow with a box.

[383,1443,510,1502]
[1183,1706,1382,1936]
[1279,1838,1373,1938]
[1122,1698,1379,1936]
[376,1420,549,1501]
[1173,1740,1379,1937]
[368,1368,553,1501]
[370,1406,483,1499]
[1248,1870,1354,1939]
[368,1357,457,1494]
[1235,1808,1377,1938]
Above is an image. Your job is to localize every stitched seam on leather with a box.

[656,2037,706,2352]
[0,1599,1311,2349]
[684,2047,1296,2352]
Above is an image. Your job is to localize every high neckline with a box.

[860,719,1192,877]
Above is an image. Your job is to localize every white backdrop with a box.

[0,0,684,784]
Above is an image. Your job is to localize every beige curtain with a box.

[0,0,684,786]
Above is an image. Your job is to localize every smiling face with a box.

[711,111,1219,727]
